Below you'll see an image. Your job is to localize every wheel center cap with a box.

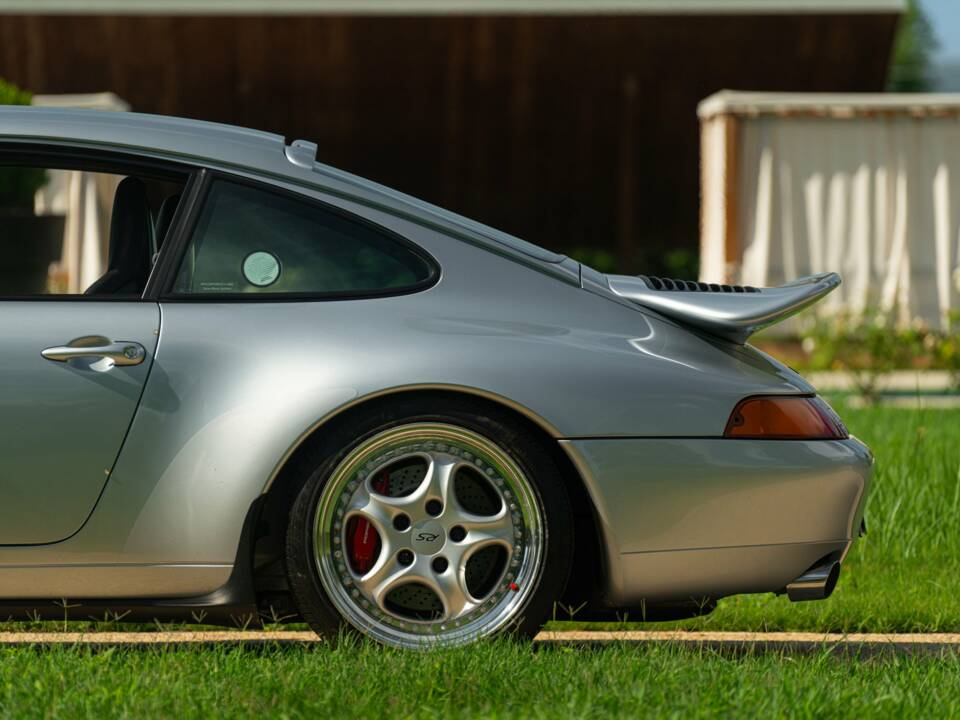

[410,520,445,554]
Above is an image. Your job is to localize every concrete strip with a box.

[807,370,955,393]
[0,630,955,655]
[0,631,320,645]
[848,395,960,409]
[0,630,960,657]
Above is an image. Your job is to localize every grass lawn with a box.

[2,641,959,719]
[554,401,960,633]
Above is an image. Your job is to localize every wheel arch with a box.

[252,386,606,617]
[262,383,564,498]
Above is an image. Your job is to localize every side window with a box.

[0,161,184,297]
[172,180,435,296]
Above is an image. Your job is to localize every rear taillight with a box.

[724,396,848,440]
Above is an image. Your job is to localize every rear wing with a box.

[606,272,841,344]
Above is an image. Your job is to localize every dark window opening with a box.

[172,179,435,298]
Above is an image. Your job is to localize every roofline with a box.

[0,106,570,272]
[0,0,905,15]
[0,105,287,174]
[699,91,960,119]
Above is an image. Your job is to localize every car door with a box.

[0,151,185,544]
[0,303,159,544]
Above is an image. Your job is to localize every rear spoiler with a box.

[606,272,841,344]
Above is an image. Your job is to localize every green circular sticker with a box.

[242,251,281,287]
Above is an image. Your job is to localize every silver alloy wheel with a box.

[313,423,545,648]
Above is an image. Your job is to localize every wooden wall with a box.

[0,13,897,272]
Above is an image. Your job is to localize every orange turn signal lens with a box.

[724,396,848,440]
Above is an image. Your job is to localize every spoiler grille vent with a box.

[638,276,760,294]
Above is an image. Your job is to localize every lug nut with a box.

[398,549,414,566]
[393,514,411,531]
[425,499,443,516]
[449,525,466,542]
[431,556,449,573]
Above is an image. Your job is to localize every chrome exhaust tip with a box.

[786,558,841,602]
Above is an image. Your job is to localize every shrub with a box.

[565,246,699,278]
[801,309,959,401]
[0,78,47,210]
[935,310,960,389]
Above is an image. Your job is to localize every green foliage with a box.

[799,310,958,401]
[934,310,960,388]
[0,77,31,105]
[566,246,699,278]
[887,0,939,91]
[0,78,46,210]
[565,246,618,273]
[0,166,45,209]
[657,248,700,279]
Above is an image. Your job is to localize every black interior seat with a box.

[85,176,153,295]
[154,193,181,252]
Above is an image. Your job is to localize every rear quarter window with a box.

[172,179,436,297]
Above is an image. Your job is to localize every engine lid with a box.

[606,272,841,344]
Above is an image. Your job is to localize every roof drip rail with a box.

[285,139,318,169]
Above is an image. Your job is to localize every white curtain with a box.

[30,93,129,293]
[35,171,120,293]
[725,115,960,330]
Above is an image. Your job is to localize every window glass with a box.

[172,180,434,296]
[0,162,183,297]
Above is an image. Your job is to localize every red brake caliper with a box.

[349,471,389,574]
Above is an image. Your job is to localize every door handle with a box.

[42,339,146,366]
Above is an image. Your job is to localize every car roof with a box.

[0,106,570,271]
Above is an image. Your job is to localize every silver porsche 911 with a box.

[0,108,870,648]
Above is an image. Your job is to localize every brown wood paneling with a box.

[0,13,897,272]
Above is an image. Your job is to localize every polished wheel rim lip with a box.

[313,423,544,649]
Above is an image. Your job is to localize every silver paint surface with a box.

[0,302,158,545]
[562,436,871,604]
[0,108,871,608]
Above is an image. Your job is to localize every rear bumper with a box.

[560,436,872,607]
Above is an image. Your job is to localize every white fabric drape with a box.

[35,171,119,293]
[30,92,129,293]
[710,114,960,330]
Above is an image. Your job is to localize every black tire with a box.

[284,395,573,646]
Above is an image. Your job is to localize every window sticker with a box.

[242,251,281,287]
[199,281,239,292]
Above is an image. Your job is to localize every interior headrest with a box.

[155,193,182,250]
[108,176,153,270]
